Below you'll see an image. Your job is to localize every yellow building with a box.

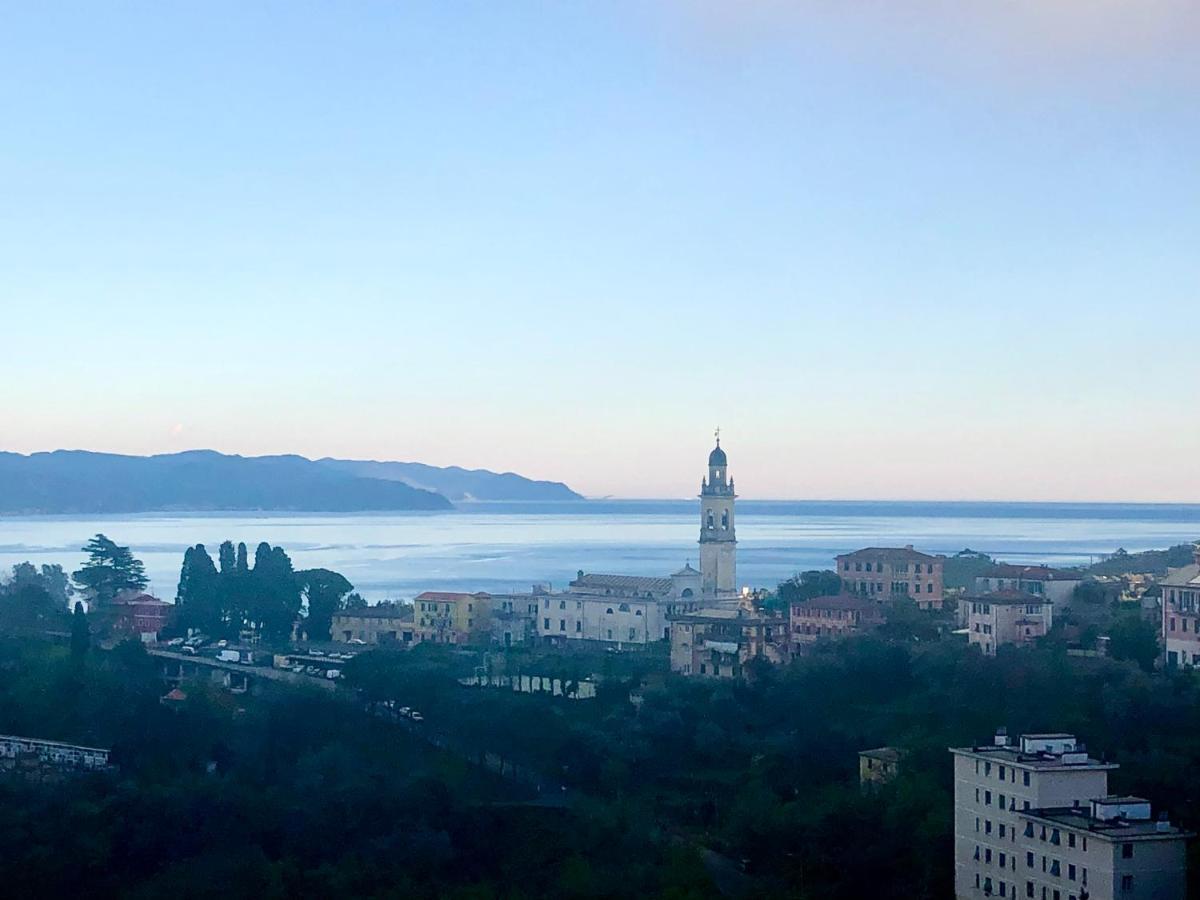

[858,747,905,790]
[413,591,491,646]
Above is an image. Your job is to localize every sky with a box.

[2,2,1198,502]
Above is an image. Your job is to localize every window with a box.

[1068,864,1075,882]
[1067,834,1075,849]
[543,618,550,629]
[1121,876,1133,891]
[1000,824,1007,838]
[575,621,581,632]
[1024,771,1031,787]
[1000,852,1007,868]
[1121,843,1133,859]
[1026,852,1034,868]
[986,791,992,806]
[1026,883,1034,898]
[986,820,993,835]
[559,619,566,631]
[1000,765,1006,779]
[985,848,992,863]
[606,607,614,615]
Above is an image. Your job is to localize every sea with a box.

[1,500,1198,602]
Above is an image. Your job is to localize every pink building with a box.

[835,546,945,610]
[110,592,171,642]
[791,593,885,651]
[1161,543,1200,668]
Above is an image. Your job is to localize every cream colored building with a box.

[966,590,1053,656]
[536,567,702,647]
[951,731,1189,900]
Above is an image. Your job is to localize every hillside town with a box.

[2,436,1197,897]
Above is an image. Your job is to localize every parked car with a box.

[165,637,185,647]
[216,640,228,648]
[309,649,325,657]
[325,669,341,680]
[409,712,423,723]
[182,645,197,655]
[217,649,240,663]
[348,638,366,645]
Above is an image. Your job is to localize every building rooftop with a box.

[837,546,941,564]
[414,591,490,602]
[1161,563,1200,587]
[568,573,673,595]
[859,747,905,763]
[965,589,1052,605]
[335,605,413,620]
[951,731,1115,771]
[793,593,883,613]
[981,564,1083,582]
[1022,805,1193,841]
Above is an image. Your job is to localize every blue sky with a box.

[3,2,1198,500]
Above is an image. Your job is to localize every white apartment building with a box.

[951,731,1189,900]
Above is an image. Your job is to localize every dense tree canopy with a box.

[71,534,148,608]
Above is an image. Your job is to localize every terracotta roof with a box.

[837,547,940,564]
[414,591,490,601]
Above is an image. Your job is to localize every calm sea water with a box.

[1,501,1198,602]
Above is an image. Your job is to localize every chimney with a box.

[994,727,1009,747]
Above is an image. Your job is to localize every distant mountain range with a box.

[317,458,581,502]
[0,450,582,515]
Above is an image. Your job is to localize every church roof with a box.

[672,563,700,577]
[568,573,673,596]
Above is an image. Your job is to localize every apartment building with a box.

[966,590,1053,656]
[836,546,945,610]
[332,604,414,645]
[791,593,885,651]
[1160,543,1200,668]
[670,603,789,678]
[951,731,1189,900]
[412,591,491,646]
[974,566,1084,605]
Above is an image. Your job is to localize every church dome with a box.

[708,443,727,467]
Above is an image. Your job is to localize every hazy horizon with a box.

[4,3,1198,502]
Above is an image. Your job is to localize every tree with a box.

[1108,614,1160,673]
[70,602,90,662]
[776,570,842,607]
[8,563,72,608]
[218,540,237,576]
[236,542,249,575]
[249,543,301,643]
[345,592,368,610]
[297,569,354,642]
[176,544,222,635]
[71,534,148,608]
[0,581,58,631]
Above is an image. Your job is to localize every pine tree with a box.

[176,544,221,635]
[71,534,148,608]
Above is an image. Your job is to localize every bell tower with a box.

[699,429,737,598]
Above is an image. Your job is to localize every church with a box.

[535,434,740,647]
